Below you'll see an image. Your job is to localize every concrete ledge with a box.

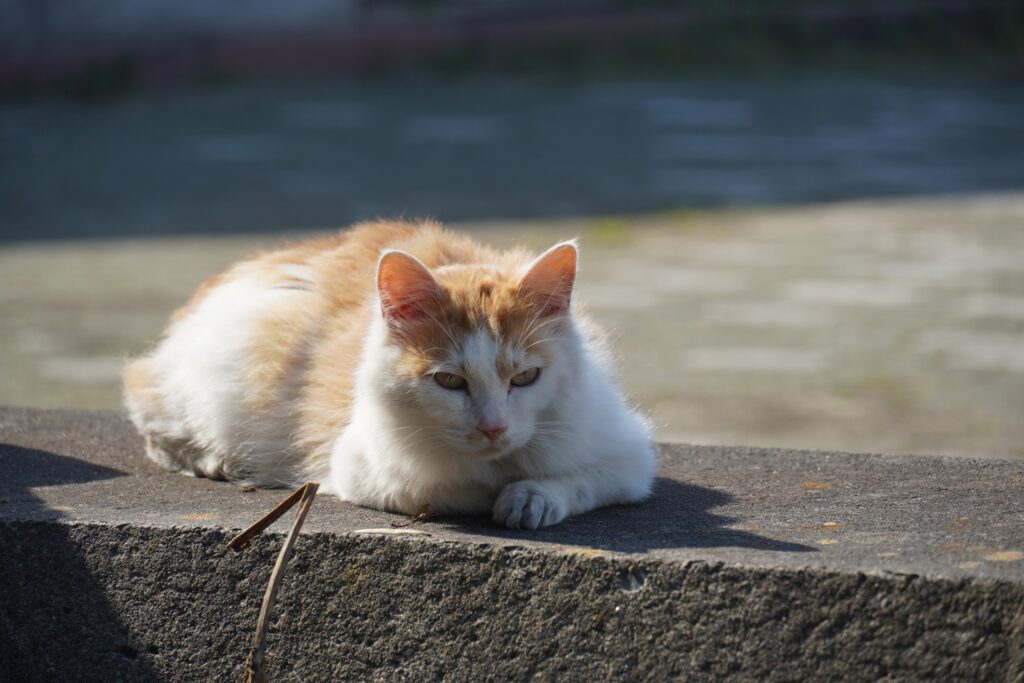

[1,406,1022,680]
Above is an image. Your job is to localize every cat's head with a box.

[373,241,578,459]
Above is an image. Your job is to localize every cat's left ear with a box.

[518,240,577,317]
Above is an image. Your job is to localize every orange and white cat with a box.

[123,221,655,528]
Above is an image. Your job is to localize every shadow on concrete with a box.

[0,444,160,682]
[443,477,815,554]
[1,443,128,488]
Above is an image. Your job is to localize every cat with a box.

[123,220,656,529]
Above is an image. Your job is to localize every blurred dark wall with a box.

[2,1,1021,98]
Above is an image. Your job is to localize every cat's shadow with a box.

[437,477,814,554]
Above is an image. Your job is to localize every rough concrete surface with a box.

[1,406,1022,681]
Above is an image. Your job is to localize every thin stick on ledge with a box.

[229,481,319,683]
[227,484,308,552]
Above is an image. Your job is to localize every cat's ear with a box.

[518,241,577,317]
[376,250,443,322]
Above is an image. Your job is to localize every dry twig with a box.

[228,482,319,683]
[227,485,307,552]
[390,503,432,528]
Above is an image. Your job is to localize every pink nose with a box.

[478,424,507,443]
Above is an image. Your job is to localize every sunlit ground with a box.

[3,193,1022,459]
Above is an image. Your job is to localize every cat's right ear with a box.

[376,250,443,323]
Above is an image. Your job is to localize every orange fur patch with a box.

[131,219,566,479]
[391,265,563,380]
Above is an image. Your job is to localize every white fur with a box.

[327,304,656,529]
[127,245,657,529]
[125,274,309,486]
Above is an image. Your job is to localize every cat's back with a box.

[175,219,495,315]
[123,220,466,483]
[169,220,415,320]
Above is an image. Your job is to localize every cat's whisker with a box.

[415,347,449,360]
[524,336,565,350]
[420,309,461,347]
[518,315,564,350]
[391,425,454,453]
[517,305,554,342]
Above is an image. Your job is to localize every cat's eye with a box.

[434,372,468,390]
[510,368,541,387]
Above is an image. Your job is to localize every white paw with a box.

[493,480,568,529]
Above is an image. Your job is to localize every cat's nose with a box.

[477,423,507,443]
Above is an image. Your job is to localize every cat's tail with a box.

[123,356,170,445]
[123,355,222,478]
[124,355,315,487]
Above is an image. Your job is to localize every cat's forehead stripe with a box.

[461,330,495,376]
[431,267,529,341]
[395,264,558,376]
[455,330,522,378]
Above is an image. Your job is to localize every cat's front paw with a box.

[493,480,568,529]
